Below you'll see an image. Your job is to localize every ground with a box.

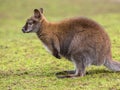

[0,0,120,90]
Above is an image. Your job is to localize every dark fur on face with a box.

[22,8,43,33]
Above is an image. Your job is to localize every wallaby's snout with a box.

[22,27,26,33]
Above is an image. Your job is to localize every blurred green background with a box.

[0,0,120,90]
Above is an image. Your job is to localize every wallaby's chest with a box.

[41,41,52,54]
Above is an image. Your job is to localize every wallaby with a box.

[22,8,120,78]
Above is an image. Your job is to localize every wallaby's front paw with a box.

[53,53,61,59]
[56,55,61,59]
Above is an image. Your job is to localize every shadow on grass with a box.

[55,69,120,78]
[0,69,120,79]
[86,69,113,75]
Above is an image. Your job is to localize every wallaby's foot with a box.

[55,70,85,78]
[63,70,75,74]
[56,70,75,75]
[55,70,75,78]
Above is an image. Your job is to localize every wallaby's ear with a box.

[34,9,41,18]
[40,8,43,14]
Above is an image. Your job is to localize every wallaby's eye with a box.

[33,21,35,23]
[28,22,33,25]
[33,20,37,24]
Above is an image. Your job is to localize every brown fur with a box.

[22,8,120,78]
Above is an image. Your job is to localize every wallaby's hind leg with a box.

[72,55,86,77]
[56,54,86,78]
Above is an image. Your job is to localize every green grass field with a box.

[0,0,120,90]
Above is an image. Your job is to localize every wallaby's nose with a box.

[22,28,25,33]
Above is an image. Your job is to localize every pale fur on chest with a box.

[41,41,52,54]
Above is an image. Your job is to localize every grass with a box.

[0,0,120,90]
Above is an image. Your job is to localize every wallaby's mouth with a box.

[22,28,32,33]
[22,28,25,33]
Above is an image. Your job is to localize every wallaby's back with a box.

[54,17,111,65]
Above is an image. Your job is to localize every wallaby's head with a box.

[22,8,44,33]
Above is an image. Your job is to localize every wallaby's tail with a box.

[104,59,120,71]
